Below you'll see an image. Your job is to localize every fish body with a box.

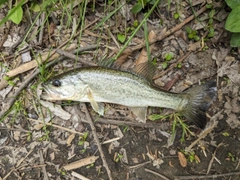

[42,66,216,129]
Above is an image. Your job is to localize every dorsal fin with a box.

[98,58,115,68]
[131,61,156,82]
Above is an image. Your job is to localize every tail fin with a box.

[182,81,217,129]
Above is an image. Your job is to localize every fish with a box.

[41,64,217,129]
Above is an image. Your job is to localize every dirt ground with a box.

[0,1,240,180]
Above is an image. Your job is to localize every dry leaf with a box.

[67,133,76,146]
[194,155,201,163]
[178,151,187,167]
[40,100,71,120]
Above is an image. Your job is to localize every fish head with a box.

[41,74,86,101]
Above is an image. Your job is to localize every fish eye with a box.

[52,79,61,87]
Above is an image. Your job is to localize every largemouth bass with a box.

[41,65,217,129]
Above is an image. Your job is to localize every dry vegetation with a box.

[0,0,240,179]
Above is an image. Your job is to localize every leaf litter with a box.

[0,1,240,180]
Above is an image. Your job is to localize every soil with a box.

[0,1,240,180]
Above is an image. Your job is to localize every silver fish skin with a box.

[42,66,217,129]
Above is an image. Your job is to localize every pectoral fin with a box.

[87,90,104,115]
[129,107,148,123]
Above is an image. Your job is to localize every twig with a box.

[39,150,49,180]
[145,168,170,180]
[174,171,240,180]
[97,118,171,129]
[153,51,191,80]
[16,149,34,168]
[56,49,96,66]
[9,23,32,53]
[0,45,98,121]
[38,12,46,45]
[235,159,240,170]
[82,103,113,180]
[28,118,84,135]
[0,21,12,50]
[0,127,31,133]
[122,160,151,170]
[185,119,217,152]
[63,156,99,171]
[71,171,91,180]
[206,143,223,174]
[0,47,33,61]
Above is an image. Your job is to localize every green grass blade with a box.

[93,2,125,30]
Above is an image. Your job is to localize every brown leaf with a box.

[66,133,76,146]
[178,151,187,167]
[194,155,201,163]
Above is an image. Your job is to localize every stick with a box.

[28,118,84,135]
[174,171,240,180]
[63,156,99,171]
[82,103,113,180]
[145,168,170,180]
[206,143,223,174]
[56,49,96,66]
[71,171,91,180]
[97,118,171,129]
[0,21,11,50]
[39,150,49,180]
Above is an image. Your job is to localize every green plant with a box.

[117,33,126,43]
[78,132,88,146]
[148,113,171,121]
[59,169,66,176]
[182,150,200,163]
[185,26,200,41]
[161,52,174,69]
[114,153,123,162]
[39,125,50,141]
[174,12,180,19]
[86,163,94,168]
[227,152,235,162]
[172,113,194,143]
[225,0,240,47]
[222,132,229,137]
[131,0,157,14]
[207,9,215,38]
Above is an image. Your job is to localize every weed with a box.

[114,153,123,162]
[225,0,240,47]
[161,52,174,69]
[39,125,50,141]
[182,150,200,163]
[78,132,88,146]
[131,0,157,14]
[222,131,229,137]
[59,169,66,176]
[86,163,94,168]
[185,26,200,41]
[227,152,235,162]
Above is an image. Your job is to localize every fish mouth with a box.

[41,84,61,100]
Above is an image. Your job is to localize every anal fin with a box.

[129,107,148,123]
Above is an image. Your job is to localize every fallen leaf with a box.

[67,133,76,146]
[178,151,187,167]
[40,100,71,120]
